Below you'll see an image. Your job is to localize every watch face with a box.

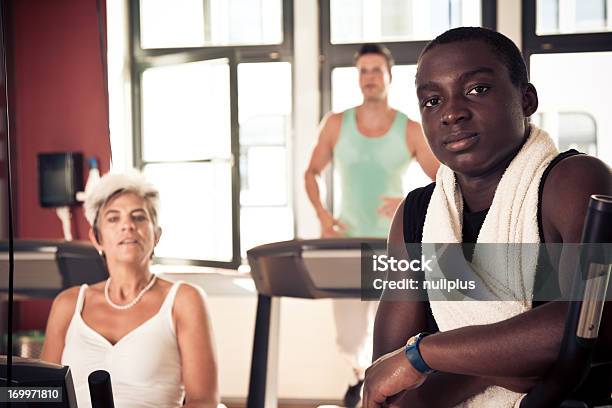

[407,336,418,346]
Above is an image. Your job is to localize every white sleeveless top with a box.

[61,281,185,408]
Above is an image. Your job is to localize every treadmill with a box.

[246,237,385,408]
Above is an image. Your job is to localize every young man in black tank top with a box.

[363,27,612,407]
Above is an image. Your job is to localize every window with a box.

[533,111,598,155]
[330,0,483,44]
[536,0,612,35]
[523,0,612,166]
[139,0,283,48]
[238,62,293,256]
[130,0,294,268]
[320,0,496,199]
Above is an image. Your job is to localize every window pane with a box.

[331,66,361,113]
[530,52,612,164]
[238,62,291,144]
[536,0,611,35]
[533,112,598,154]
[237,62,293,249]
[144,162,233,262]
[140,0,205,48]
[575,0,606,31]
[140,0,283,49]
[240,146,287,206]
[141,59,231,162]
[238,62,291,206]
[241,207,293,255]
[537,0,559,34]
[240,115,288,146]
[330,0,481,43]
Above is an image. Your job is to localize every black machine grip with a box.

[88,370,115,408]
[521,195,612,408]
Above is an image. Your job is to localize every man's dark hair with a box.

[354,43,394,73]
[420,27,529,88]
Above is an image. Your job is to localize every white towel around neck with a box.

[421,125,559,407]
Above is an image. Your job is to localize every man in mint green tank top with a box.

[305,44,439,407]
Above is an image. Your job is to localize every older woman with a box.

[41,171,219,408]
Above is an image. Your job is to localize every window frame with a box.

[522,0,612,68]
[129,0,294,269]
[522,0,612,161]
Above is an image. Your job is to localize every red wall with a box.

[10,0,111,241]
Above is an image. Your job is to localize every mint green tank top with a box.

[333,108,412,237]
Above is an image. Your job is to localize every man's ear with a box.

[88,227,102,250]
[522,83,539,117]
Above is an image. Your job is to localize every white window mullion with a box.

[559,0,577,33]
[363,0,382,42]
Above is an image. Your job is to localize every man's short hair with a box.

[354,43,394,73]
[420,27,529,88]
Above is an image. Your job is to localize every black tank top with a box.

[403,150,580,308]
[403,149,581,245]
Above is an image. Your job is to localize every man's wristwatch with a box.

[404,332,436,374]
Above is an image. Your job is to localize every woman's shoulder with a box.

[47,285,83,328]
[159,279,208,313]
[169,281,211,332]
[53,285,82,310]
[174,281,207,306]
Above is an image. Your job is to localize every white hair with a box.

[84,171,160,228]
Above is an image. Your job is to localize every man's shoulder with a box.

[320,111,344,134]
[316,111,345,149]
[544,154,610,196]
[404,182,437,243]
[323,110,345,124]
[542,153,611,240]
[407,181,436,199]
[404,116,425,146]
[405,182,437,216]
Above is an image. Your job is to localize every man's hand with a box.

[318,209,347,237]
[377,196,403,219]
[363,347,427,408]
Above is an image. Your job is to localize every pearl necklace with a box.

[104,274,157,310]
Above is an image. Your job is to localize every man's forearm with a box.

[420,301,567,379]
[304,170,326,217]
[394,373,487,408]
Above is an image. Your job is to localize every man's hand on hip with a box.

[377,196,403,219]
[317,209,347,237]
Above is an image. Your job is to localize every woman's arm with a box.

[40,287,80,364]
[174,284,220,408]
